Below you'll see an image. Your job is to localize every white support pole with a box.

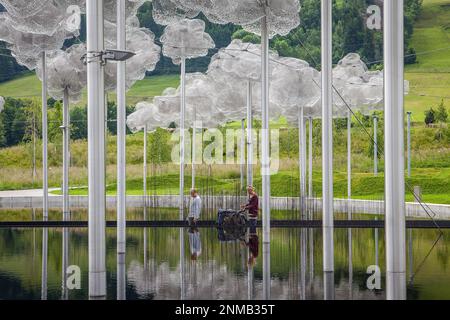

[384,0,406,300]
[41,228,48,300]
[240,119,245,191]
[143,125,148,209]
[180,228,185,300]
[299,107,306,217]
[61,88,70,300]
[192,119,196,190]
[62,88,70,221]
[41,52,48,220]
[116,0,126,255]
[87,0,106,299]
[246,80,253,187]
[261,13,271,301]
[347,111,351,219]
[321,0,334,277]
[407,112,412,178]
[180,57,186,220]
[373,115,378,176]
[308,117,313,199]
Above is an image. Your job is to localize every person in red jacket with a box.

[241,185,259,226]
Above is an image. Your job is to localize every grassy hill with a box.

[0,73,180,106]
[405,0,450,121]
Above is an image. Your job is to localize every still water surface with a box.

[0,208,448,300]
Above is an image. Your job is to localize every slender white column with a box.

[116,0,126,255]
[407,112,412,178]
[347,112,351,219]
[246,80,253,187]
[240,119,246,190]
[261,14,271,300]
[321,0,334,275]
[298,107,306,217]
[308,117,313,199]
[61,88,70,300]
[384,0,406,300]
[179,57,186,220]
[180,228,185,300]
[41,228,48,300]
[41,52,48,219]
[373,115,378,176]
[62,88,70,221]
[192,119,196,189]
[87,0,106,299]
[143,125,148,209]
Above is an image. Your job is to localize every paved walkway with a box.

[0,188,59,197]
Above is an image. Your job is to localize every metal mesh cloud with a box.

[103,0,146,23]
[127,102,167,133]
[0,13,75,70]
[164,0,301,38]
[0,0,84,36]
[160,18,215,64]
[36,43,87,103]
[270,57,321,124]
[104,19,161,91]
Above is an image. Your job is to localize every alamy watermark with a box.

[170,122,280,175]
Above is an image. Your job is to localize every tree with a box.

[436,100,448,123]
[424,108,436,126]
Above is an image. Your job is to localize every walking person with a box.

[241,186,259,227]
[188,189,202,226]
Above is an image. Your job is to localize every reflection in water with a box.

[61,227,69,300]
[41,227,48,300]
[0,211,448,300]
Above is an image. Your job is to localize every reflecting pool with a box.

[0,209,448,300]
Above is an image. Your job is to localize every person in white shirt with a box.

[188,189,202,226]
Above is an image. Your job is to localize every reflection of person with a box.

[188,189,202,226]
[246,226,259,267]
[241,186,259,226]
[188,227,202,261]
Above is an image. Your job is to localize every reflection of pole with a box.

[407,112,412,178]
[308,117,313,199]
[41,52,48,219]
[117,0,126,255]
[321,0,334,279]
[373,115,378,176]
[300,229,307,300]
[348,228,353,300]
[180,57,186,220]
[299,107,306,217]
[62,226,69,300]
[180,228,185,300]
[143,125,148,210]
[408,229,413,283]
[41,227,48,300]
[347,112,351,219]
[87,0,106,299]
[261,14,271,300]
[62,88,70,221]
[117,252,126,300]
[246,80,253,187]
[384,0,406,300]
[240,119,245,191]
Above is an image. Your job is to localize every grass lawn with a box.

[0,73,180,106]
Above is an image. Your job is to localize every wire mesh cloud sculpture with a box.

[0,10,79,70]
[160,18,215,64]
[103,18,161,91]
[0,0,84,36]
[103,0,146,23]
[36,43,87,103]
[152,0,200,26]
[164,0,301,38]
[270,57,321,124]
[127,101,167,133]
